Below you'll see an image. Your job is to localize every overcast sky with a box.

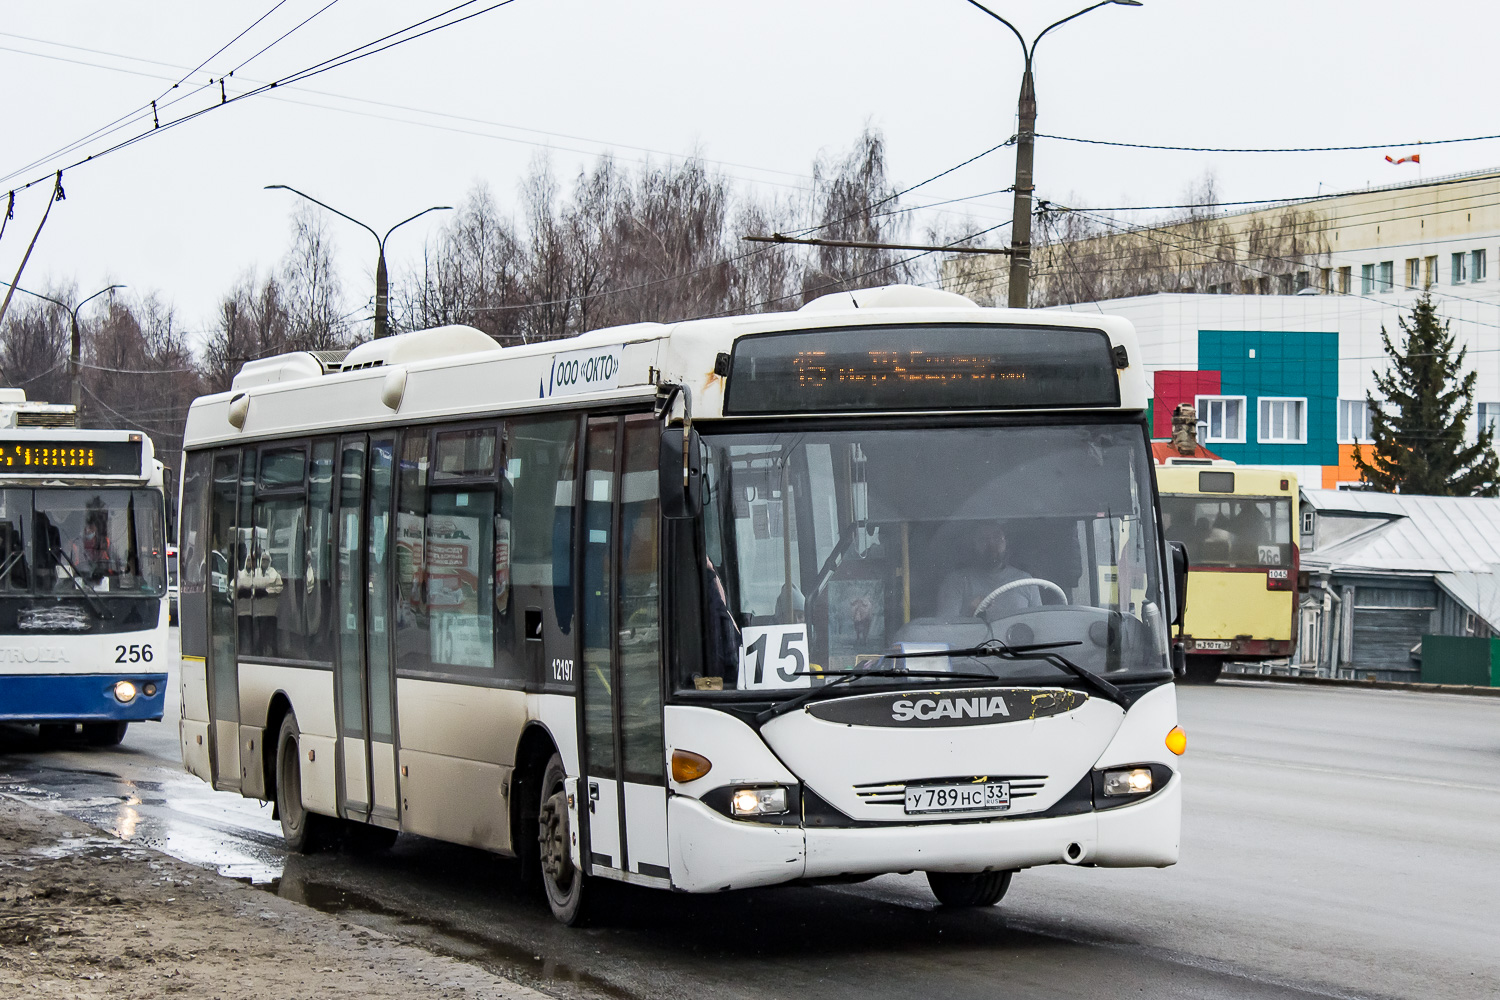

[2,0,1497,346]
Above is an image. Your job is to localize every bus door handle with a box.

[588,782,600,814]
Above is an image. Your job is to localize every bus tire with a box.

[1183,656,1223,684]
[276,714,332,854]
[83,721,128,746]
[927,870,1014,907]
[538,752,589,925]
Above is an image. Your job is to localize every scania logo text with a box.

[890,696,1010,722]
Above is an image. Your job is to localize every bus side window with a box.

[394,430,430,674]
[178,454,212,658]
[305,439,336,663]
[504,417,578,686]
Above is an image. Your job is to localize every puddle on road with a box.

[248,871,632,998]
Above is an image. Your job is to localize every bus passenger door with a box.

[206,451,241,792]
[334,437,369,819]
[579,415,669,884]
[364,436,400,826]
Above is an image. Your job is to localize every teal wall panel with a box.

[1197,330,1339,465]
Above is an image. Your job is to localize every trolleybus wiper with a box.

[754,668,998,725]
[883,639,1128,708]
[49,543,113,620]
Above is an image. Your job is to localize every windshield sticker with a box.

[805,687,1087,727]
[739,624,811,690]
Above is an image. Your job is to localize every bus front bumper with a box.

[667,776,1181,892]
[0,673,168,723]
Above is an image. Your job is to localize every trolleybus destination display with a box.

[0,437,143,476]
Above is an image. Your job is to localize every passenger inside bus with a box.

[936,521,1042,620]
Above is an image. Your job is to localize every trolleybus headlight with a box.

[113,680,137,703]
[1102,768,1154,796]
[730,786,789,817]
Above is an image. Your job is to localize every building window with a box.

[1379,261,1394,292]
[1361,263,1375,294]
[1196,395,1246,444]
[1320,268,1332,293]
[1258,397,1307,444]
[1279,274,1295,295]
[1257,276,1270,295]
[1472,249,1487,282]
[1339,266,1352,294]
[1338,398,1373,443]
[1425,255,1438,287]
[1301,509,1315,534]
[1478,402,1500,434]
[1406,258,1421,289]
[1453,251,1469,284]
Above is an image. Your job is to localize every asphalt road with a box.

[3,642,1497,1000]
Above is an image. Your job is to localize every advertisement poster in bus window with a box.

[827,578,884,669]
[426,513,490,667]
[395,513,425,626]
[494,516,510,614]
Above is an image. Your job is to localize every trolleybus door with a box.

[206,450,241,792]
[332,435,401,827]
[578,414,669,883]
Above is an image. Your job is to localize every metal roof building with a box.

[1297,489,1500,679]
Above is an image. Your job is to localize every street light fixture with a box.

[264,185,453,338]
[0,281,125,411]
[965,0,1143,308]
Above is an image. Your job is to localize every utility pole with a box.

[264,185,452,338]
[965,1,1142,308]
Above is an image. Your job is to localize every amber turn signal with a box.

[1165,726,1187,756]
[671,749,712,783]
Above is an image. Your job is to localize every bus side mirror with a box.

[1169,541,1189,628]
[659,427,703,520]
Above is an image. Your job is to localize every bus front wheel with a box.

[276,714,333,853]
[927,870,1014,907]
[1183,656,1223,684]
[538,752,589,925]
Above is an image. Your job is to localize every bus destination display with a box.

[0,439,142,476]
[724,324,1120,414]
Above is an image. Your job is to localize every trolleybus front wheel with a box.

[1182,656,1223,684]
[538,752,590,925]
[276,714,333,853]
[926,870,1014,907]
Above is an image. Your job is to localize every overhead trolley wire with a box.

[1038,132,1500,154]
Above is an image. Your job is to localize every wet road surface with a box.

[4,651,1497,1000]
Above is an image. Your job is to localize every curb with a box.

[1223,673,1500,697]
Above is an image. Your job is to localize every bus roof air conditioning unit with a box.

[339,325,501,371]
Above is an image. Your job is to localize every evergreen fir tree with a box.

[1354,290,1500,495]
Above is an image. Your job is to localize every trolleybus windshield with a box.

[0,488,167,597]
[685,422,1170,693]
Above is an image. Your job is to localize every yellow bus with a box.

[1156,466,1298,684]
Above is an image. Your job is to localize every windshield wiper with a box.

[755,668,997,725]
[50,543,113,620]
[883,639,1129,708]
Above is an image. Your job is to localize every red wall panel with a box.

[1152,370,1221,437]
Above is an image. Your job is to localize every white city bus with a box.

[0,392,170,744]
[177,285,1187,923]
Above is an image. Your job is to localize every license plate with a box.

[904,780,1010,814]
[1194,640,1231,650]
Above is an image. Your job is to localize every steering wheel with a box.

[973,577,1068,617]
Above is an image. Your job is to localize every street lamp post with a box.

[965,0,1143,308]
[0,282,125,410]
[264,185,453,338]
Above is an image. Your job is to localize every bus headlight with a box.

[113,680,137,703]
[730,786,789,817]
[1102,767,1153,796]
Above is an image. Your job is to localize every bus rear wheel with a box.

[83,722,128,746]
[1183,656,1223,684]
[538,752,589,925]
[276,714,333,853]
[927,870,1014,907]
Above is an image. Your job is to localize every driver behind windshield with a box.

[936,520,1041,621]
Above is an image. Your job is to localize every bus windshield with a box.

[687,423,1170,692]
[0,488,167,596]
[1159,494,1292,569]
